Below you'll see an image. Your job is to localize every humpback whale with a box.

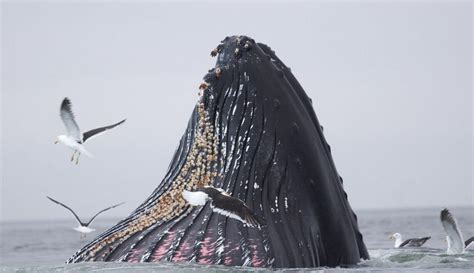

[67,35,368,268]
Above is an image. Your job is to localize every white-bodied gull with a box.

[182,186,265,228]
[440,208,474,254]
[47,196,124,238]
[54,97,126,164]
[389,232,431,248]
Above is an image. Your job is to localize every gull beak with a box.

[389,235,394,239]
[54,139,59,144]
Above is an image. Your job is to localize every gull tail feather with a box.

[78,146,94,158]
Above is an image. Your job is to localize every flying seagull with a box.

[440,208,473,254]
[54,97,126,164]
[182,186,265,228]
[47,196,124,238]
[389,233,431,248]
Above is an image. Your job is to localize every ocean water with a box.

[1,207,473,272]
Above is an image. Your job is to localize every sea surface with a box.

[1,207,473,272]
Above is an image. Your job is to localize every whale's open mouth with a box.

[67,35,369,268]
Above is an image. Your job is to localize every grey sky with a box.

[1,1,472,221]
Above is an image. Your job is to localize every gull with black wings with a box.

[440,208,474,254]
[47,196,124,238]
[389,233,431,248]
[182,186,265,228]
[54,97,126,164]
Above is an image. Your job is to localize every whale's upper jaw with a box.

[67,35,368,268]
[213,36,256,65]
[200,35,258,112]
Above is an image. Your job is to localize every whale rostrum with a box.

[67,35,369,268]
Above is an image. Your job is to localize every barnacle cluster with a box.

[84,93,219,260]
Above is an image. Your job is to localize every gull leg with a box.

[70,150,77,162]
[75,152,81,165]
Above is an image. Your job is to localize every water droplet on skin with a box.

[295,158,302,169]
[273,99,280,109]
[292,122,299,134]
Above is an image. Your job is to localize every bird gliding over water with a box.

[47,196,124,238]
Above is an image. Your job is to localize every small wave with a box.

[2,249,473,273]
[1,262,269,273]
[359,248,474,270]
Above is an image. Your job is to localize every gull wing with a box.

[60,98,82,141]
[399,237,430,247]
[85,202,125,226]
[82,119,126,143]
[441,208,465,254]
[47,196,85,226]
[210,193,265,228]
[465,237,474,249]
[399,239,412,248]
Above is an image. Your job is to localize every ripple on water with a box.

[359,248,474,270]
[1,251,474,273]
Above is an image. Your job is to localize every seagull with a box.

[47,196,124,238]
[182,186,265,228]
[440,208,473,254]
[54,97,126,164]
[389,233,431,248]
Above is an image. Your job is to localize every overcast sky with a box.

[1,1,472,221]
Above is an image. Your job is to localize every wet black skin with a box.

[68,35,369,268]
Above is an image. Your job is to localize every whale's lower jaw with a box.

[67,36,369,268]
